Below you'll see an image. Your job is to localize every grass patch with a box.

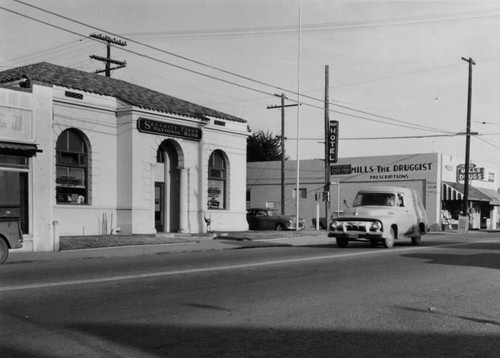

[59,229,328,250]
[60,234,191,250]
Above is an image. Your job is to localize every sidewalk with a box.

[7,228,478,264]
[7,230,335,263]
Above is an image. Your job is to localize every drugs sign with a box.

[328,120,339,164]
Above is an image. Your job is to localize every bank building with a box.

[0,62,249,252]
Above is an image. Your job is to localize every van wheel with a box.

[336,238,349,248]
[383,228,395,248]
[0,239,9,265]
[411,227,422,245]
[275,224,285,231]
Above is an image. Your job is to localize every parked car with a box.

[0,211,23,264]
[328,186,428,248]
[247,208,305,231]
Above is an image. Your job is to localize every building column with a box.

[163,150,169,232]
[179,167,188,233]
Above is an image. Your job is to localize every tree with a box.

[247,130,286,162]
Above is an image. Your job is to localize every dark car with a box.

[0,210,23,264]
[246,208,305,231]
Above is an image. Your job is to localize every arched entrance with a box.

[155,140,182,232]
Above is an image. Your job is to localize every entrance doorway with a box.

[155,140,181,233]
[154,182,164,231]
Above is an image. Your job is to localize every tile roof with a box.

[0,62,246,123]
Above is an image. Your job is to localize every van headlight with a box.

[370,221,382,232]
[330,221,341,230]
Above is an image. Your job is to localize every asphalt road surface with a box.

[1,233,499,357]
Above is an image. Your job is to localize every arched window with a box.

[207,151,226,209]
[56,129,88,204]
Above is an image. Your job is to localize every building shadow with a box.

[403,252,500,270]
[438,242,500,251]
[2,323,498,357]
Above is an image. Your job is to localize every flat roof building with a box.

[247,153,500,231]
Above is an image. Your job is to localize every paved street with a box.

[1,232,499,357]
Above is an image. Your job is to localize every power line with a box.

[288,133,466,141]
[0,5,451,136]
[119,7,500,39]
[0,39,97,68]
[6,0,455,135]
[475,136,500,151]
[0,5,275,96]
[0,2,459,137]
[11,0,293,94]
[5,2,500,167]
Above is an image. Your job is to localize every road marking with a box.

[1,240,497,292]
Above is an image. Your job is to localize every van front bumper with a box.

[328,231,384,240]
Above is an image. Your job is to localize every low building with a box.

[247,153,500,231]
[0,62,249,252]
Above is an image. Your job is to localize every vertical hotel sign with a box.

[328,120,339,164]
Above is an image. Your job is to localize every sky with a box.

[2,0,500,168]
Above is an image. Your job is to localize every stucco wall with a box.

[202,125,249,232]
[53,88,119,238]
[123,113,249,234]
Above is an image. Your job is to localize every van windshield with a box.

[353,193,395,207]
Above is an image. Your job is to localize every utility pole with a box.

[267,94,298,214]
[89,34,127,77]
[324,65,331,224]
[461,57,475,218]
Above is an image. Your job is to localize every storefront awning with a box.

[442,181,464,201]
[475,187,500,206]
[442,181,500,205]
[0,141,42,156]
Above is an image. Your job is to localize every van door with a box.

[397,192,415,236]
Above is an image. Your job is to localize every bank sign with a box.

[137,118,202,141]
